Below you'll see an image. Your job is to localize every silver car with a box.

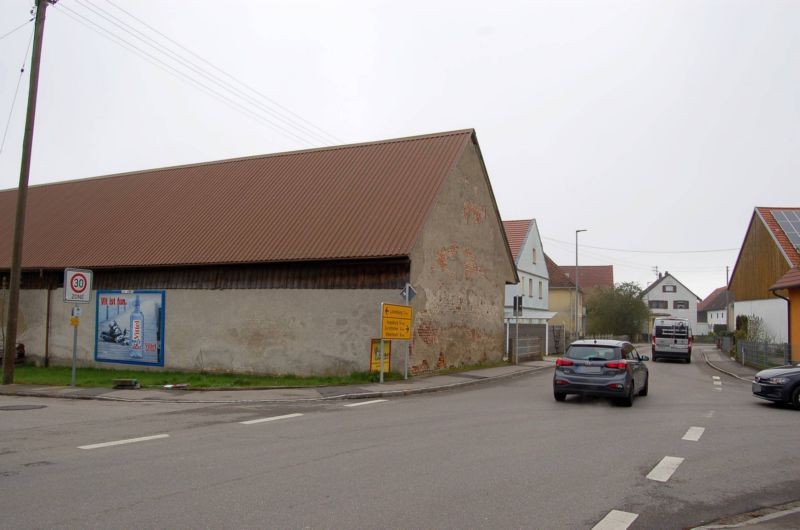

[553,340,650,406]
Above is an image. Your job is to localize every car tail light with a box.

[556,358,574,367]
[555,379,569,385]
[604,361,627,369]
[689,336,693,346]
[652,335,655,346]
[606,383,624,390]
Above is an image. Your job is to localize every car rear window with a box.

[565,345,621,361]
[655,324,689,338]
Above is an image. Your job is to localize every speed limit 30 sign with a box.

[64,268,93,303]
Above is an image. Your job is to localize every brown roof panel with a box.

[544,253,576,289]
[0,130,473,269]
[697,286,728,311]
[770,267,800,290]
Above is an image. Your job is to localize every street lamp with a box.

[575,229,587,339]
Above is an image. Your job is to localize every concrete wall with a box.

[17,287,398,376]
[407,140,515,373]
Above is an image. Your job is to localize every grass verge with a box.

[12,365,403,389]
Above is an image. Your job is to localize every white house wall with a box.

[642,277,700,330]
[733,298,788,343]
[504,220,550,320]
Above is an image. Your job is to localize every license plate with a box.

[580,366,602,374]
[752,383,761,393]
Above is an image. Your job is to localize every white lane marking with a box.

[79,434,169,450]
[713,380,722,386]
[647,456,684,482]
[240,413,303,425]
[682,426,705,442]
[592,510,639,530]
[712,376,721,380]
[713,388,722,391]
[344,399,388,408]
[704,410,715,418]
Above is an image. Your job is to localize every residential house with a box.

[502,219,556,358]
[729,207,800,348]
[0,129,518,376]
[697,286,729,335]
[770,268,800,361]
[640,271,702,332]
[545,254,582,352]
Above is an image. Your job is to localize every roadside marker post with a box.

[64,269,92,387]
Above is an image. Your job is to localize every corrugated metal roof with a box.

[0,130,474,269]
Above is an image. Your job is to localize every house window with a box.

[673,300,689,309]
[538,281,543,299]
[532,248,537,263]
[662,285,676,293]
[529,279,533,297]
[649,300,668,309]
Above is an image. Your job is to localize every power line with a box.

[0,26,35,156]
[54,4,318,148]
[541,236,739,254]
[102,0,343,146]
[0,18,34,42]
[74,0,338,147]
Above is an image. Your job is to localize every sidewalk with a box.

[0,359,557,404]
[700,346,759,382]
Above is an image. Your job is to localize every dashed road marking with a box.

[704,410,715,418]
[647,456,684,482]
[592,510,639,530]
[713,380,722,386]
[712,376,721,380]
[682,426,705,441]
[240,413,303,425]
[344,399,387,407]
[79,434,169,450]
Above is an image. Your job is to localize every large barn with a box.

[0,129,517,376]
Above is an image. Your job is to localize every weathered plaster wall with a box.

[407,140,515,373]
[17,288,397,376]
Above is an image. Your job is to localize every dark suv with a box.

[553,340,649,406]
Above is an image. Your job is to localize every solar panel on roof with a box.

[772,209,800,250]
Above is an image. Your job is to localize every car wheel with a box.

[639,375,649,396]
[621,386,634,407]
[554,392,566,402]
[792,386,800,411]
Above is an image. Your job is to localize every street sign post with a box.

[64,269,92,386]
[380,303,413,384]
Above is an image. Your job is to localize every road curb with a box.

[702,351,754,382]
[0,364,553,404]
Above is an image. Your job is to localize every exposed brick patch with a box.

[464,201,486,223]
[436,351,446,369]
[463,248,487,280]
[435,245,459,272]
[416,320,439,345]
[411,359,430,375]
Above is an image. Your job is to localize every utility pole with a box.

[3,0,56,385]
[575,229,587,340]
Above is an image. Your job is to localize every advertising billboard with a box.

[95,290,165,366]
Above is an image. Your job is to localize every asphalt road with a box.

[1,345,798,529]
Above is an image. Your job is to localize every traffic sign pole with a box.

[71,304,79,386]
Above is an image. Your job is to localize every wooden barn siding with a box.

[7,259,410,291]
[730,218,792,302]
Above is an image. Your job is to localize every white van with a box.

[651,317,693,363]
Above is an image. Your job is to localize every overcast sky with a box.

[1,0,798,299]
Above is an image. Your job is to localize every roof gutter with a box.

[769,287,791,355]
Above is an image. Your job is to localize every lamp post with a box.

[575,229,587,339]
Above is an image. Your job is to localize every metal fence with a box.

[508,337,543,363]
[736,341,790,369]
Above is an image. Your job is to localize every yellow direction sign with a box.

[381,303,413,340]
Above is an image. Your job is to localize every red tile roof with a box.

[544,254,576,289]
[501,219,532,263]
[698,286,728,311]
[561,265,613,291]
[771,268,800,290]
[0,130,478,269]
[756,207,800,267]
